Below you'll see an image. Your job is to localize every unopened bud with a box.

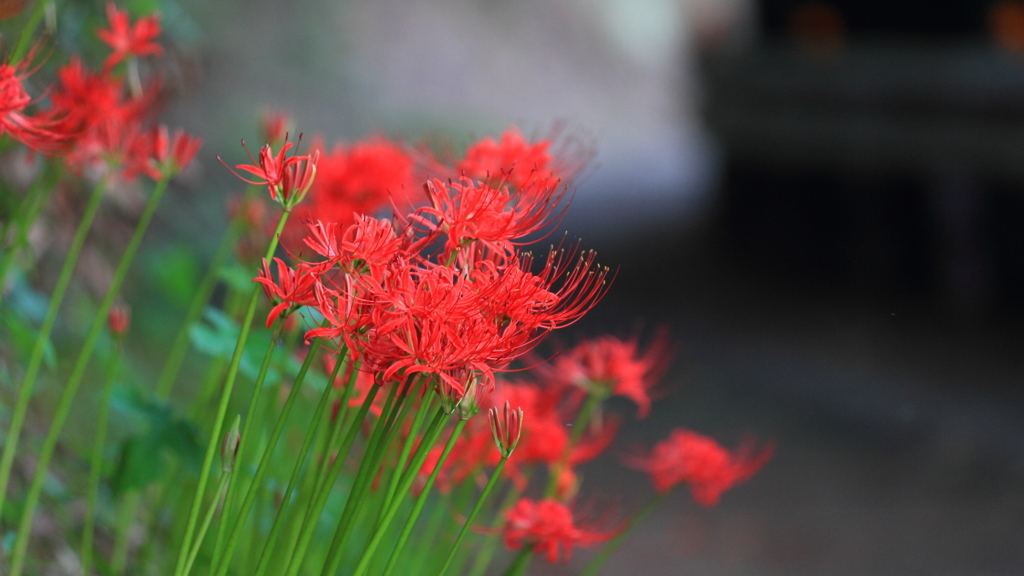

[221,416,241,473]
[107,305,131,335]
[488,401,523,458]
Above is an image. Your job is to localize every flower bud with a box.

[107,305,131,335]
[488,401,523,458]
[221,416,241,473]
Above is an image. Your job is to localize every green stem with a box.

[579,492,669,576]
[544,390,604,498]
[251,350,352,573]
[211,338,336,576]
[501,546,534,576]
[0,174,107,521]
[172,208,291,576]
[209,322,281,571]
[182,471,231,576]
[370,417,467,576]
[437,457,509,576]
[466,481,525,576]
[9,0,49,64]
[376,378,430,527]
[8,175,171,576]
[111,491,140,574]
[155,218,242,400]
[80,336,122,576]
[0,161,60,308]
[315,381,412,575]
[280,383,385,576]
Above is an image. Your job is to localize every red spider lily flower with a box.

[629,429,773,506]
[503,498,613,563]
[540,331,671,418]
[439,370,487,419]
[261,109,291,145]
[97,3,163,70]
[228,141,319,208]
[253,257,326,327]
[148,124,202,177]
[488,400,523,457]
[457,127,559,192]
[302,216,406,280]
[413,177,566,261]
[0,61,76,154]
[107,305,131,335]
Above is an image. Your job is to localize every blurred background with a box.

[141,0,1024,573]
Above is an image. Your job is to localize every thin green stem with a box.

[281,383,386,576]
[211,338,336,576]
[580,492,669,576]
[501,546,534,576]
[9,0,49,64]
[370,417,467,576]
[0,161,60,308]
[316,382,411,575]
[9,175,171,576]
[80,336,122,576]
[466,481,526,576]
[0,175,107,521]
[172,208,291,576]
[182,471,231,576]
[437,456,509,576]
[376,378,430,526]
[209,322,281,571]
[250,348,352,573]
[209,336,321,573]
[544,390,604,498]
[111,491,140,575]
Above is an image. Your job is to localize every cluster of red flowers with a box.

[0,3,199,178]
[236,103,770,572]
[246,127,607,405]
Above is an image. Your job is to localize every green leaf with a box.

[108,386,204,494]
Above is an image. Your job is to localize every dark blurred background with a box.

[159,0,1024,573]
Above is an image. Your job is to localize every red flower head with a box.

[630,428,773,506]
[457,127,560,192]
[0,60,76,154]
[413,176,566,262]
[227,141,319,208]
[148,124,202,177]
[107,305,131,335]
[253,257,326,327]
[97,3,163,70]
[542,332,671,418]
[503,498,613,563]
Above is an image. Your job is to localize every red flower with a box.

[97,3,163,70]
[413,176,566,262]
[457,127,559,192]
[503,498,612,563]
[253,257,326,327]
[0,61,75,154]
[229,141,319,208]
[149,124,202,176]
[107,305,131,335]
[541,332,671,418]
[630,429,773,506]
